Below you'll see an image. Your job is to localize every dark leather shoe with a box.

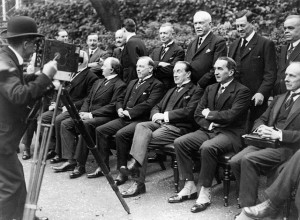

[35,216,48,220]
[52,161,76,172]
[244,199,277,219]
[190,202,211,213]
[114,173,128,186]
[120,159,140,176]
[87,167,104,178]
[50,156,64,164]
[121,181,146,198]
[168,192,197,203]
[46,150,56,160]
[22,150,31,160]
[69,165,86,179]
[148,153,166,163]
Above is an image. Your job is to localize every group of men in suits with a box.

[4,9,300,220]
[34,10,300,217]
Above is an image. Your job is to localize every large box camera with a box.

[35,39,80,81]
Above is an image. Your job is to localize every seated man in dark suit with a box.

[150,23,185,90]
[119,61,202,197]
[231,62,300,211]
[51,57,126,175]
[87,56,164,178]
[240,149,300,219]
[168,57,251,213]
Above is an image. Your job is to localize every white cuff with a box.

[164,112,169,122]
[88,112,93,119]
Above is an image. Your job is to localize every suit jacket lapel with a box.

[90,78,106,101]
[242,33,258,59]
[123,79,137,107]
[271,93,288,125]
[4,47,24,83]
[130,77,154,106]
[193,32,213,58]
[288,43,300,62]
[216,81,235,109]
[209,83,219,110]
[70,69,87,90]
[161,43,176,61]
[161,88,176,110]
[172,82,194,108]
[284,96,300,128]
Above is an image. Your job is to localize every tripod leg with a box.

[60,88,130,214]
[23,85,64,220]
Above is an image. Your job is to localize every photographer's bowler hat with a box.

[3,16,44,39]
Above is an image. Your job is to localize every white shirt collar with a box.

[177,79,191,87]
[126,33,136,42]
[220,78,234,88]
[290,39,300,49]
[162,40,174,48]
[140,74,152,81]
[105,74,117,80]
[199,31,211,43]
[242,31,255,46]
[8,45,24,65]
[89,48,97,55]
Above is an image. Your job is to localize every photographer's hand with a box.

[43,61,57,79]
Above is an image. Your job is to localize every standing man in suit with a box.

[85,33,103,76]
[230,62,300,210]
[113,29,126,61]
[150,23,185,90]
[121,19,148,84]
[185,11,227,87]
[168,57,251,213]
[229,10,277,129]
[241,149,300,219]
[87,56,164,178]
[119,61,202,197]
[274,15,300,96]
[0,16,57,220]
[51,57,126,174]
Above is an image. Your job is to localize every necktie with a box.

[176,85,184,92]
[90,51,94,58]
[217,85,225,99]
[240,38,247,54]
[136,79,144,89]
[285,92,299,110]
[160,45,170,59]
[197,37,202,49]
[286,44,294,60]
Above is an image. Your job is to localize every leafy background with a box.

[11,0,300,56]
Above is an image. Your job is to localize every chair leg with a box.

[172,156,179,193]
[158,154,166,171]
[223,164,231,207]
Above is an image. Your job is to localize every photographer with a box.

[0,16,57,220]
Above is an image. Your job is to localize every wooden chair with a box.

[149,144,236,206]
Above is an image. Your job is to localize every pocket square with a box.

[142,92,147,95]
[206,49,211,53]
[184,95,190,99]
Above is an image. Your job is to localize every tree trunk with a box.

[89,0,121,32]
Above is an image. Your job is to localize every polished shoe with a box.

[46,150,56,160]
[22,150,31,160]
[35,216,49,220]
[52,161,76,172]
[114,173,128,186]
[50,155,64,164]
[168,192,197,203]
[190,202,211,213]
[148,153,166,163]
[244,199,277,219]
[87,167,104,178]
[121,181,146,198]
[69,165,86,179]
[120,159,140,176]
